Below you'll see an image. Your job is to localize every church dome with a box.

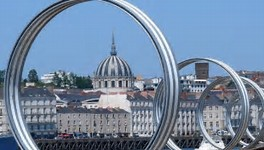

[95,54,132,77]
[95,35,133,78]
[93,33,134,90]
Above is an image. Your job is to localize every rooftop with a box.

[57,107,129,114]
[20,87,54,97]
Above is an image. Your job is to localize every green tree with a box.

[0,70,5,86]
[28,69,39,83]
[52,72,62,87]
[75,76,93,89]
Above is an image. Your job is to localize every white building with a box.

[128,91,155,137]
[21,87,57,139]
[180,74,208,93]
[173,100,198,136]
[0,88,9,135]
[40,73,55,84]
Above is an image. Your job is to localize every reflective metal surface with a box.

[4,0,179,150]
[154,58,250,150]
[4,1,264,150]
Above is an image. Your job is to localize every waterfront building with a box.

[202,94,226,133]
[21,87,57,139]
[172,99,199,137]
[0,88,9,135]
[57,107,131,137]
[128,91,155,137]
[92,34,134,93]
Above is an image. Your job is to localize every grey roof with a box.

[56,94,100,102]
[20,87,54,97]
[95,55,133,78]
[203,94,224,106]
[57,107,129,114]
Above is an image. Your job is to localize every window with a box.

[216,121,219,128]
[215,106,219,110]
[105,81,108,88]
[209,114,212,118]
[111,81,115,87]
[107,119,109,125]
[119,81,122,87]
[216,113,219,118]
[210,122,213,128]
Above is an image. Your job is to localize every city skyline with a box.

[0,1,264,78]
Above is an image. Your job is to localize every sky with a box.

[0,0,264,78]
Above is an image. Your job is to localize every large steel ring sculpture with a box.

[4,0,179,150]
[198,76,264,149]
[4,1,264,150]
[154,58,250,150]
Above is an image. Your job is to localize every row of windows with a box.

[24,108,56,114]
[61,113,127,119]
[203,113,219,119]
[180,103,197,108]
[131,102,153,107]
[98,80,129,88]
[61,120,128,126]
[25,116,56,123]
[203,121,220,128]
[22,100,56,106]
[29,124,55,131]
[63,126,129,133]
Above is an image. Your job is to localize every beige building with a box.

[57,107,131,137]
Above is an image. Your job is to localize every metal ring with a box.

[198,76,264,149]
[154,80,181,150]
[4,0,179,149]
[229,77,264,149]
[154,58,249,150]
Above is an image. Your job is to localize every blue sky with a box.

[0,1,264,78]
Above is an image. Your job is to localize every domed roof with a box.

[95,34,133,78]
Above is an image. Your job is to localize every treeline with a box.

[0,70,5,87]
[0,69,93,89]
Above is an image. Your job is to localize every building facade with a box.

[21,87,57,139]
[180,74,208,93]
[0,88,9,135]
[128,91,155,137]
[202,95,226,133]
[57,107,131,137]
[172,100,198,137]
